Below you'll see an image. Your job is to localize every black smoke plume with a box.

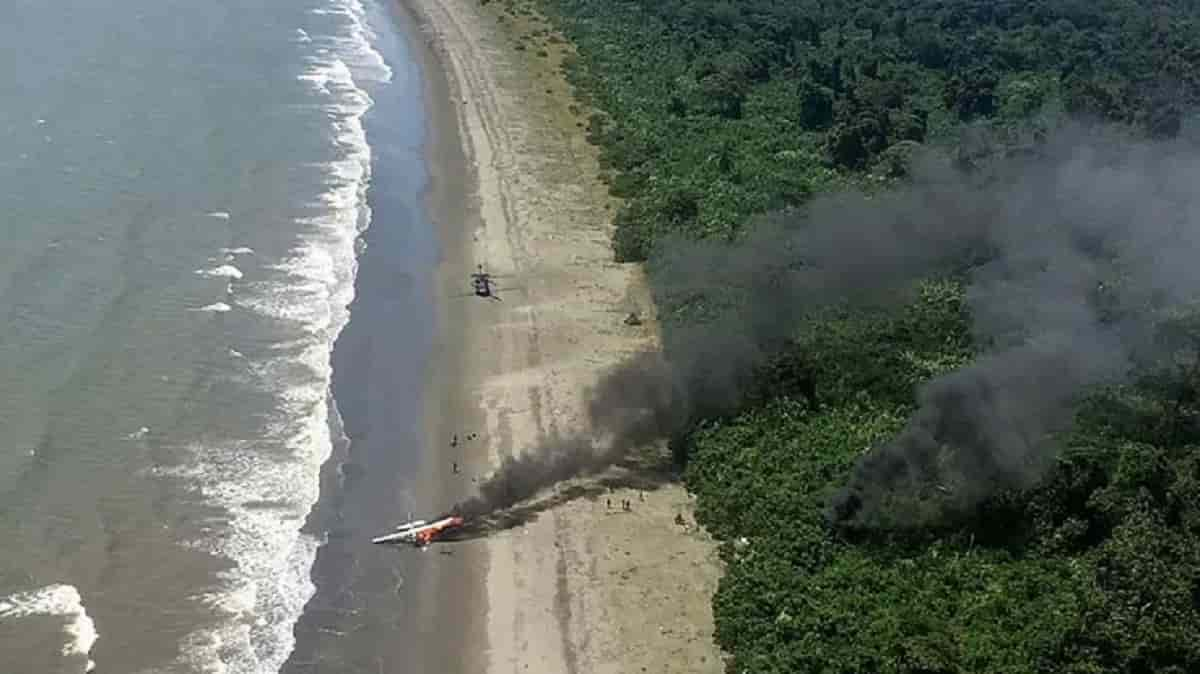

[452,351,680,519]
[451,121,1200,527]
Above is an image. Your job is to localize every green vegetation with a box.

[507,0,1200,670]
[531,0,1200,261]
[684,292,1200,672]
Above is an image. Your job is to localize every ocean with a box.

[0,0,433,671]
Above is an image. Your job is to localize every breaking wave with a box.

[195,265,245,281]
[153,0,393,671]
[0,584,98,673]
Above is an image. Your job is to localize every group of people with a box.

[449,431,479,448]
[604,492,690,527]
[608,498,634,511]
[607,490,646,512]
[450,432,482,475]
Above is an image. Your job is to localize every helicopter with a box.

[453,265,510,301]
[471,265,498,298]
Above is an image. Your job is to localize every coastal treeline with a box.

[500,0,1200,671]
[535,0,1200,261]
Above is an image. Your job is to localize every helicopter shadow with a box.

[451,291,504,302]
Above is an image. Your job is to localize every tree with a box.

[944,67,999,121]
[698,51,753,118]
[826,113,888,169]
[798,80,835,129]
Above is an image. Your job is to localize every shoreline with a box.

[389,0,490,672]
[283,3,456,670]
[398,0,725,672]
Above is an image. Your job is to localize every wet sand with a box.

[281,1,480,670]
[394,0,489,669]
[401,1,725,673]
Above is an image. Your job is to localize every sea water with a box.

[0,0,421,671]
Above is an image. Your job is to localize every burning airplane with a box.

[371,515,465,547]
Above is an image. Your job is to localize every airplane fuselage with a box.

[372,516,464,546]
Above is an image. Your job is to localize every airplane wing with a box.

[372,531,415,545]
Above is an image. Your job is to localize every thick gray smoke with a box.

[453,121,1200,526]
[453,351,679,519]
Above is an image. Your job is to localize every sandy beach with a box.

[399,0,725,672]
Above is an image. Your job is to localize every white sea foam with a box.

[127,426,150,439]
[305,0,391,84]
[206,211,232,219]
[220,247,255,256]
[195,265,244,280]
[0,584,98,672]
[190,302,233,313]
[294,28,312,44]
[159,0,388,671]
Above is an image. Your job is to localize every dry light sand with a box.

[399,0,725,672]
